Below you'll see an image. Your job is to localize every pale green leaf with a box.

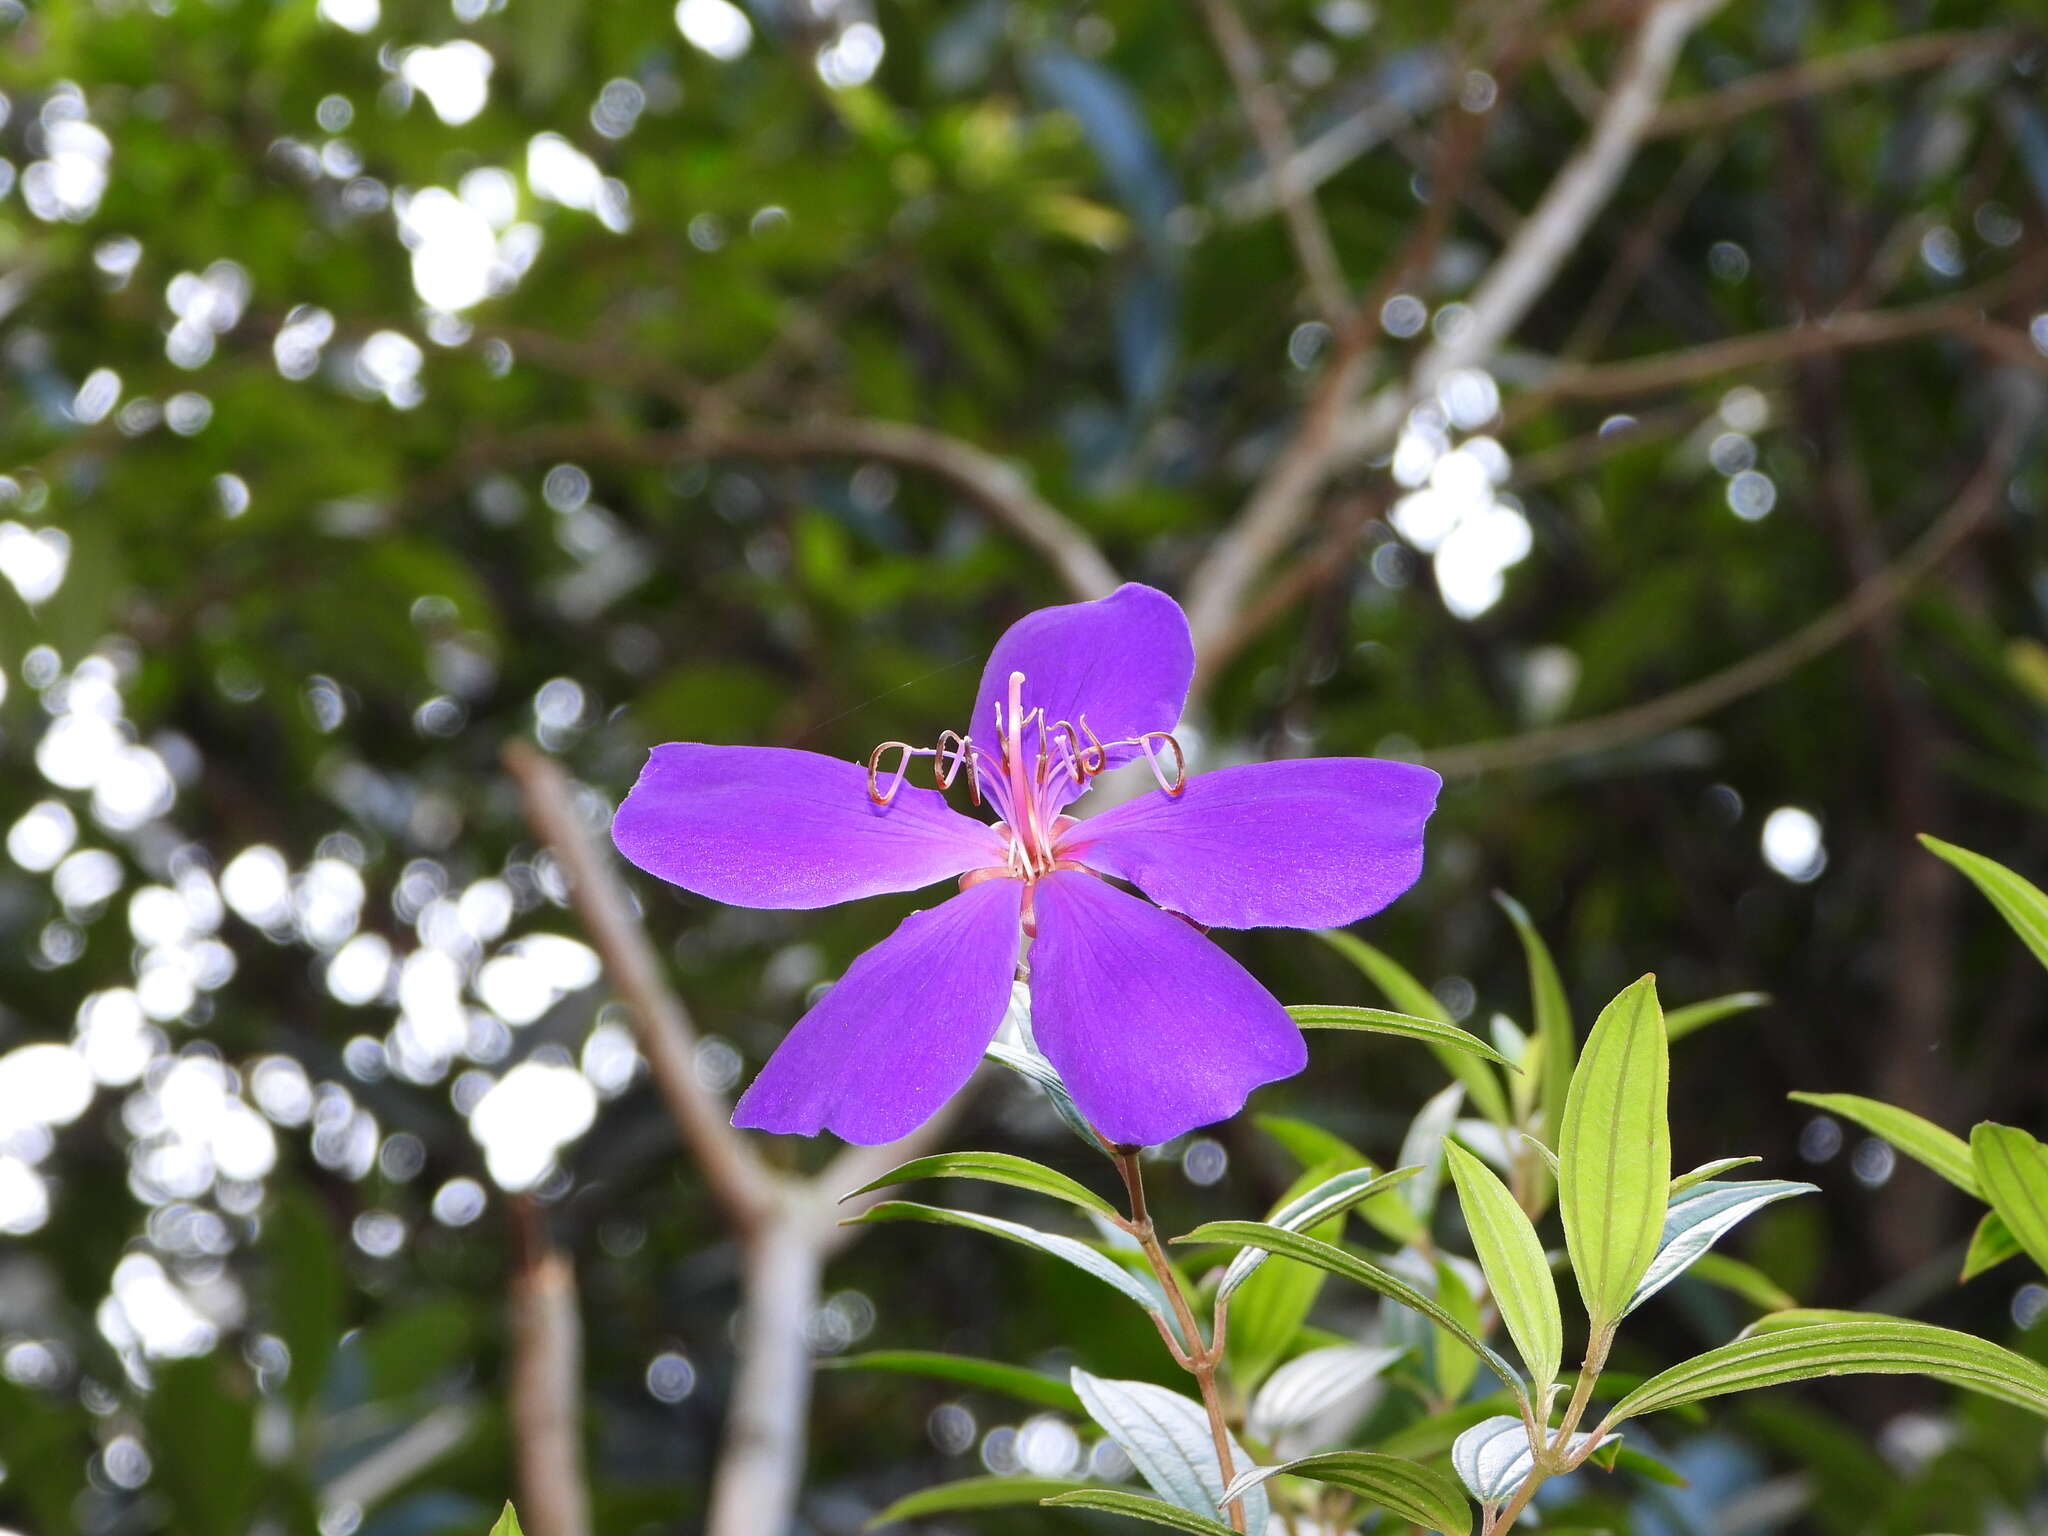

[824,1351,1083,1412]
[1317,930,1511,1123]
[1288,1005,1518,1068]
[872,1476,1090,1526]
[1971,1122,2048,1274]
[839,1149,1119,1220]
[1040,1490,1238,1534]
[1447,1140,1562,1393]
[1496,893,1573,1152]
[1786,1093,1978,1196]
[1247,1345,1405,1442]
[1962,1209,2023,1282]
[1252,1116,1422,1244]
[1670,1157,1761,1196]
[1664,992,1770,1043]
[1071,1371,1269,1530]
[847,1202,1165,1316]
[1626,1180,1816,1316]
[1921,835,2048,971]
[1221,1450,1471,1536]
[1684,1252,1796,1312]
[1452,1415,1612,1504]
[1175,1221,1522,1393]
[488,1504,525,1536]
[1558,975,1670,1329]
[1431,1254,1483,1406]
[1211,1166,1420,1306]
[1609,1318,2048,1424]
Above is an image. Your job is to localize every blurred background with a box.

[3,0,2047,1531]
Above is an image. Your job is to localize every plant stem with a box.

[1482,1323,1615,1536]
[1113,1147,1249,1534]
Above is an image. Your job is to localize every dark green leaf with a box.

[839,1149,1120,1220]
[824,1351,1084,1412]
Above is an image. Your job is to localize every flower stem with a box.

[1112,1147,1248,1534]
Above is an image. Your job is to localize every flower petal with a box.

[1028,871,1305,1146]
[971,584,1194,804]
[613,744,1006,909]
[732,878,1025,1144]
[1058,758,1441,929]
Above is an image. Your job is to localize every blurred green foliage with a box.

[2,0,2048,1531]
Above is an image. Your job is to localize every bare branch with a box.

[1197,0,1351,322]
[1418,404,2033,777]
[705,1207,827,1536]
[504,741,779,1232]
[1647,27,2029,139]
[508,1201,592,1536]
[449,418,1119,604]
[1505,281,2045,421]
[1185,0,1727,660]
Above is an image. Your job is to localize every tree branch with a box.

[1184,0,1727,661]
[504,740,778,1233]
[1197,0,1351,322]
[1416,403,2034,777]
[1646,27,2029,139]
[453,418,1119,604]
[508,1200,592,1536]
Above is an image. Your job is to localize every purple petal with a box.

[1028,871,1305,1146]
[732,878,1024,1144]
[971,584,1194,805]
[1058,758,1440,929]
[613,744,1006,909]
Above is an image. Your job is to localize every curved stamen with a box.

[933,729,981,805]
[866,741,917,806]
[1139,730,1188,797]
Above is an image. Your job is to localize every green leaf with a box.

[1495,892,1573,1150]
[1287,1005,1518,1068]
[1220,1450,1471,1536]
[848,1202,1166,1317]
[1447,1139,1562,1392]
[1626,1180,1817,1316]
[1040,1489,1239,1534]
[1608,1318,2048,1425]
[1684,1252,1797,1312]
[1253,1117,1421,1243]
[1962,1209,2023,1282]
[1670,1157,1761,1195]
[839,1150,1120,1221]
[1973,1123,2048,1276]
[1176,1221,1522,1393]
[1786,1093,1978,1196]
[872,1476,1091,1525]
[1431,1254,1483,1406]
[824,1351,1084,1412]
[1210,1166,1421,1306]
[1602,1442,1690,1487]
[1921,835,2048,971]
[1071,1371,1270,1530]
[263,1186,344,1410]
[1317,930,1511,1123]
[1558,975,1670,1329]
[1665,991,1770,1043]
[148,1358,256,1536]
[489,1504,526,1536]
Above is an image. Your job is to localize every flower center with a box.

[863,669,1186,878]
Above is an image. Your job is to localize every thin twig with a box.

[504,740,777,1232]
[508,1200,593,1536]
[1197,0,1351,322]
[1418,406,2034,778]
[1646,27,2029,139]
[452,419,1119,604]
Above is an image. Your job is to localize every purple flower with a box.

[612,584,1439,1147]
